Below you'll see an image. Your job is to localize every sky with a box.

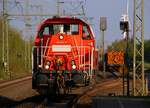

[85,0,150,46]
[0,0,150,47]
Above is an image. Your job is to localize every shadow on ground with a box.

[0,95,46,108]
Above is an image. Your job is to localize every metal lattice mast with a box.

[133,0,146,96]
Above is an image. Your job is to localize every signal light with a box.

[120,14,129,31]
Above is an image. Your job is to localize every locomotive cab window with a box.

[39,25,54,37]
[43,26,49,35]
[54,24,79,35]
[82,25,91,40]
[53,24,63,34]
[71,24,79,35]
[39,24,79,37]
[64,24,72,35]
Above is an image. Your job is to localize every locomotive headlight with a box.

[72,65,76,69]
[45,61,51,69]
[59,35,64,40]
[45,65,49,69]
[71,60,76,69]
[38,65,42,68]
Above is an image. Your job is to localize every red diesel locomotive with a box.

[32,17,98,95]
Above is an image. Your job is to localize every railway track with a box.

[0,76,88,108]
[0,74,123,108]
[76,78,123,107]
[12,94,80,108]
[0,76,32,89]
[0,89,85,108]
[32,83,97,108]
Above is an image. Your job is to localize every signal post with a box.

[100,17,107,78]
[120,14,130,96]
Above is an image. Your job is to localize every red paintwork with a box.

[34,17,98,74]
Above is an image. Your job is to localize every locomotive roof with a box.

[42,17,88,25]
[37,17,95,38]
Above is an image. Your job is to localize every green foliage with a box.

[144,39,150,63]
[0,17,31,80]
[107,38,150,67]
[107,39,133,57]
[107,39,127,51]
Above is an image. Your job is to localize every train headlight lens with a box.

[45,65,49,69]
[72,65,76,69]
[38,65,42,68]
[59,35,64,40]
[45,61,51,69]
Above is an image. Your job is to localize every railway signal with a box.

[100,17,107,78]
[120,14,129,39]
[120,2,130,96]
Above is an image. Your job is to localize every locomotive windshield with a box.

[40,24,79,36]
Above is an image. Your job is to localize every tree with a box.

[107,38,150,65]
[144,39,150,63]
[0,17,31,80]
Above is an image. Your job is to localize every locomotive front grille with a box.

[52,45,71,52]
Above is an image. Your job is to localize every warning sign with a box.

[107,51,124,65]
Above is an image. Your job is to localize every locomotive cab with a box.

[32,17,98,95]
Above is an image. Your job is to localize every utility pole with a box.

[2,0,5,66]
[2,0,9,78]
[133,0,146,96]
[24,0,29,71]
[120,16,130,96]
[57,0,60,16]
[100,17,107,78]
[120,0,130,96]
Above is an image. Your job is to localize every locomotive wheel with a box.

[37,74,48,95]
[47,80,57,97]
[37,74,48,85]
[72,74,84,85]
[32,74,37,89]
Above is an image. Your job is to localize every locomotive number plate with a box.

[52,45,71,52]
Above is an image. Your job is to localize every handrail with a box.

[32,45,94,78]
[44,37,50,56]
